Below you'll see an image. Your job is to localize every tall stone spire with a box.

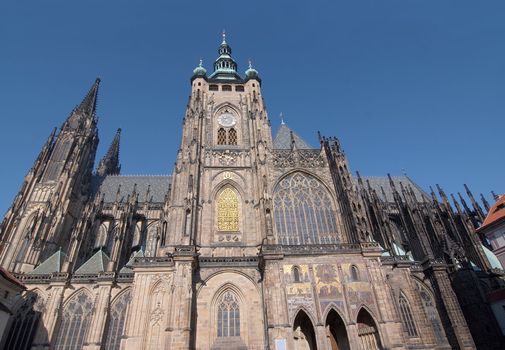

[97,128,121,176]
[76,78,101,117]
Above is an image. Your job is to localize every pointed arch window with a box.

[217,128,227,145]
[292,266,301,282]
[4,293,43,350]
[54,290,94,349]
[273,172,339,245]
[416,283,445,344]
[217,188,240,232]
[104,290,131,350]
[217,291,240,337]
[399,293,418,337]
[228,128,237,145]
[350,265,359,281]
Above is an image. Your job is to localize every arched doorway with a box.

[356,308,382,350]
[293,310,317,350]
[325,309,349,350]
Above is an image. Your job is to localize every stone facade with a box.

[0,35,504,350]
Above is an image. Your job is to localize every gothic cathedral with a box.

[1,35,504,350]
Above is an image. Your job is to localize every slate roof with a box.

[74,249,110,274]
[91,175,171,203]
[273,123,315,150]
[28,250,67,275]
[0,267,25,290]
[119,249,144,273]
[355,176,430,203]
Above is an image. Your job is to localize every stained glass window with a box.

[54,290,94,349]
[4,293,43,350]
[217,291,240,337]
[217,188,239,232]
[273,172,339,245]
[105,290,131,350]
[399,293,418,337]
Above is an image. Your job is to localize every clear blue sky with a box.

[1,1,504,215]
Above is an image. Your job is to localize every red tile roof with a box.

[478,195,505,232]
[0,267,25,290]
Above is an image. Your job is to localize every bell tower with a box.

[165,33,273,255]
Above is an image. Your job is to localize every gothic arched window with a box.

[350,265,359,281]
[273,172,338,245]
[54,290,94,349]
[217,291,240,337]
[4,293,44,350]
[228,128,237,145]
[104,290,131,350]
[217,188,239,232]
[399,293,418,337]
[217,128,227,145]
[416,283,445,344]
[292,266,301,282]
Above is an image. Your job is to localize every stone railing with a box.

[262,243,362,255]
[199,256,259,268]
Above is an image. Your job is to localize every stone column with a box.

[83,275,114,350]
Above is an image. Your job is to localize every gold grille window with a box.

[228,128,237,145]
[217,128,227,145]
[217,188,239,231]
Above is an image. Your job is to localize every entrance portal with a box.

[357,308,382,350]
[325,309,349,350]
[293,310,317,350]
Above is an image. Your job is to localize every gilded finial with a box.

[222,29,226,44]
[280,112,285,125]
[248,59,253,69]
[199,58,203,67]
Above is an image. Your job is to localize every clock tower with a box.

[164,32,273,257]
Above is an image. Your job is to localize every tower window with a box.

[217,188,239,232]
[222,85,232,91]
[228,128,237,145]
[209,85,218,91]
[217,128,227,145]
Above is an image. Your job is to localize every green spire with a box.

[209,31,241,81]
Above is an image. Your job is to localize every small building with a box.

[0,267,25,346]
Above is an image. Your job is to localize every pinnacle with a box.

[76,78,101,117]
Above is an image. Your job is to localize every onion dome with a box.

[192,59,207,77]
[245,60,259,79]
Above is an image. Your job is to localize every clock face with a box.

[217,113,236,127]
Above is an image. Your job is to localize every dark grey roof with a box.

[273,123,315,150]
[74,250,110,274]
[91,175,171,203]
[28,250,66,275]
[355,176,429,203]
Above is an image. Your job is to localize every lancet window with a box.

[217,291,240,337]
[217,128,238,145]
[54,290,94,349]
[217,187,239,232]
[273,172,338,245]
[104,290,131,350]
[398,293,418,337]
[416,283,445,344]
